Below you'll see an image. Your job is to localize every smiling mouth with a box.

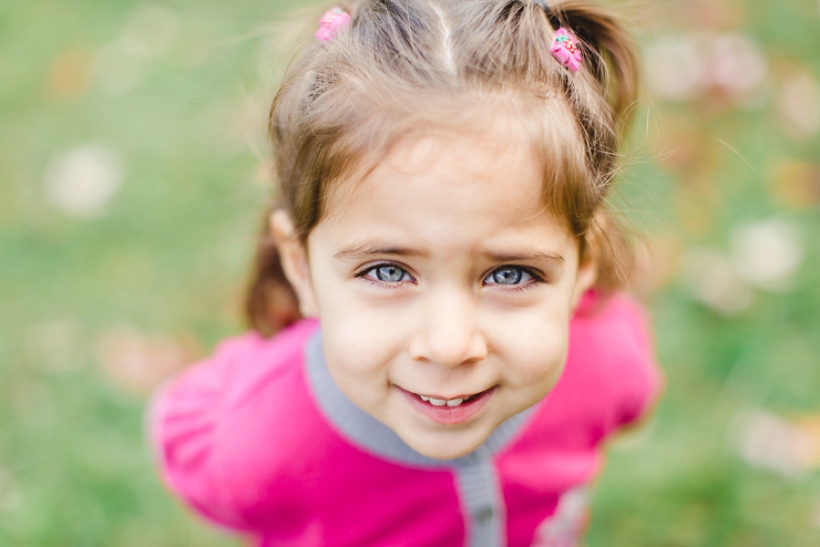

[400,386,497,425]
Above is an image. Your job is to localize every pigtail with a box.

[244,206,301,336]
[535,0,642,292]
[586,207,635,291]
[540,0,640,129]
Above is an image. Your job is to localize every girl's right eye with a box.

[359,264,413,284]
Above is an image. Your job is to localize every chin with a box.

[403,430,488,460]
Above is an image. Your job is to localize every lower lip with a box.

[400,387,496,425]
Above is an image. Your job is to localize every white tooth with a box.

[420,395,430,402]
[428,398,446,406]
[446,398,464,407]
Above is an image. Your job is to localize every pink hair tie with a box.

[315,7,351,42]
[550,28,582,73]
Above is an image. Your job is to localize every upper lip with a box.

[400,386,494,400]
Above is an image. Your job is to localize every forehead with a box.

[335,124,522,190]
[318,129,570,249]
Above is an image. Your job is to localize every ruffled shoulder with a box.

[566,290,664,434]
[148,319,319,530]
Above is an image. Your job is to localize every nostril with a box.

[409,333,487,367]
[408,303,487,365]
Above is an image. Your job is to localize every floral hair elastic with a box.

[550,27,582,73]
[315,7,351,42]
[534,0,583,73]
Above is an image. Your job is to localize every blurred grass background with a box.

[1,0,819,545]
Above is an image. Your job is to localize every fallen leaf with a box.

[47,48,92,100]
[96,326,201,396]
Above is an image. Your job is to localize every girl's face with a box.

[277,130,596,460]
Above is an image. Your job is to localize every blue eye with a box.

[364,264,411,283]
[485,266,533,286]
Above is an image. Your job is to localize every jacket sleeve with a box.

[567,291,664,441]
[148,320,321,532]
[148,334,262,531]
[603,294,664,429]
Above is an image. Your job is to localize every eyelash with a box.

[355,263,416,287]
[484,265,545,291]
[355,263,545,290]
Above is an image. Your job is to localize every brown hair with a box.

[245,0,641,335]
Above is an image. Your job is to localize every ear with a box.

[270,210,319,317]
[570,254,597,311]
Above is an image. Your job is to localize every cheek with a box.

[321,327,389,411]
[313,277,411,370]
[490,301,572,383]
[318,296,402,389]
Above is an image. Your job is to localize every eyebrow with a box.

[484,251,565,264]
[334,245,564,264]
[334,245,425,261]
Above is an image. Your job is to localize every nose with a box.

[408,290,488,367]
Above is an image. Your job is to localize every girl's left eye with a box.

[484,266,536,286]
[361,264,412,283]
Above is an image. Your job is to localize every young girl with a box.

[151,1,662,545]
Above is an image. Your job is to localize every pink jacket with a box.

[151,292,661,547]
